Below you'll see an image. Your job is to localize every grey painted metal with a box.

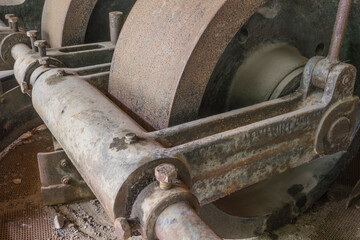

[155,202,222,240]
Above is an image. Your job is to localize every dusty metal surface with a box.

[109,0,269,130]
[22,56,357,238]
[155,202,221,240]
[3,0,359,239]
[37,150,95,205]
[31,69,173,220]
[41,0,97,48]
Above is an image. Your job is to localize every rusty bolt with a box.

[60,159,68,168]
[114,217,131,240]
[327,117,351,145]
[38,57,51,67]
[8,16,19,32]
[61,176,71,185]
[155,163,177,190]
[26,30,39,52]
[125,132,137,144]
[34,40,47,57]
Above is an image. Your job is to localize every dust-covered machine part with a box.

[1,0,360,239]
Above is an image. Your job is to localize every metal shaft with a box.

[109,11,124,45]
[11,43,31,61]
[328,0,352,62]
[155,202,222,240]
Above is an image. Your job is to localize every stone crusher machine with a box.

[1,0,360,239]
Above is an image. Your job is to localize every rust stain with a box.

[109,137,127,151]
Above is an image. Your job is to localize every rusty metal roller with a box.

[109,0,269,130]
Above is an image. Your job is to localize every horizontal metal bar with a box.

[47,42,114,68]
[151,92,302,147]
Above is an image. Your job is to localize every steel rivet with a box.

[60,159,68,167]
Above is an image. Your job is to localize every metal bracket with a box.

[37,150,95,205]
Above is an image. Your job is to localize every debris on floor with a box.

[0,127,359,240]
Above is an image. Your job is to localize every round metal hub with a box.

[226,42,307,109]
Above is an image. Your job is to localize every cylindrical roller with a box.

[155,202,222,240]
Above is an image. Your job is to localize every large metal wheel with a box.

[41,0,137,47]
[108,0,358,238]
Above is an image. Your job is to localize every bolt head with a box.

[5,14,15,20]
[26,30,38,38]
[125,132,137,144]
[60,159,68,167]
[61,176,71,185]
[114,217,131,240]
[8,17,18,23]
[155,163,177,184]
[34,40,47,47]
